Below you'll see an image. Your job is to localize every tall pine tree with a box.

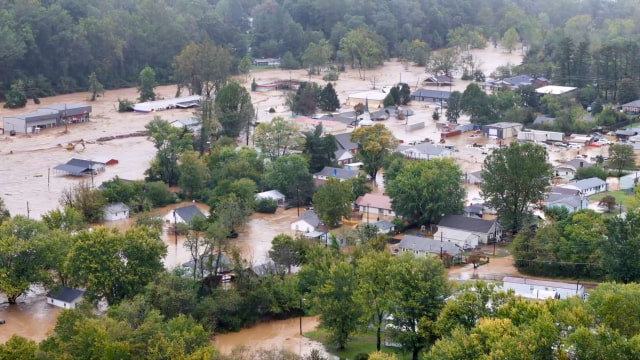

[319,83,340,111]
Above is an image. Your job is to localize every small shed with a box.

[291,210,321,233]
[256,190,286,204]
[482,122,523,139]
[167,205,206,224]
[46,286,85,309]
[396,234,463,259]
[104,202,130,221]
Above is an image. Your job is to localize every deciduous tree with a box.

[351,124,398,182]
[215,81,255,142]
[173,40,232,97]
[138,66,156,102]
[601,211,640,283]
[145,117,194,186]
[254,117,300,161]
[608,143,636,175]
[313,178,352,228]
[87,72,104,101]
[264,154,314,203]
[501,27,520,53]
[481,142,552,233]
[268,234,306,274]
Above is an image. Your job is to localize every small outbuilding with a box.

[291,210,322,233]
[482,122,523,139]
[355,193,395,217]
[104,202,130,221]
[46,286,85,309]
[502,276,584,300]
[167,205,206,224]
[396,234,463,260]
[256,190,286,204]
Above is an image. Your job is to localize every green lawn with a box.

[590,190,635,209]
[306,329,412,360]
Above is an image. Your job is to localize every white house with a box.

[256,190,286,204]
[433,228,480,250]
[103,202,130,221]
[46,286,85,309]
[502,276,584,300]
[355,193,396,218]
[437,215,502,244]
[559,177,607,196]
[545,193,588,213]
[335,149,355,165]
[372,220,395,234]
[554,159,593,180]
[396,234,463,259]
[396,143,452,160]
[313,166,361,183]
[291,210,322,233]
[620,171,640,190]
[166,205,206,224]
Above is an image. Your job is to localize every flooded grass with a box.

[306,329,412,360]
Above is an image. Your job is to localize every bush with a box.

[255,198,278,213]
[322,70,339,81]
[117,98,134,112]
[145,181,176,207]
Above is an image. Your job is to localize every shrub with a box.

[117,98,134,112]
[255,198,278,213]
[322,70,339,81]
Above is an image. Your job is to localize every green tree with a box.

[481,142,552,233]
[268,234,306,274]
[0,196,10,224]
[264,154,314,203]
[575,165,608,180]
[351,124,398,182]
[254,117,301,161]
[387,253,450,360]
[173,40,232,97]
[65,226,166,305]
[59,181,107,223]
[609,144,636,175]
[301,40,332,75]
[446,91,463,123]
[0,335,39,359]
[3,80,27,109]
[302,124,338,173]
[386,158,466,226]
[145,117,194,186]
[601,211,640,283]
[355,251,394,351]
[238,55,252,79]
[215,81,255,142]
[138,66,156,102]
[617,78,638,105]
[178,151,210,199]
[0,217,49,303]
[87,72,104,101]
[313,178,352,228]
[312,260,362,349]
[287,82,320,115]
[345,174,372,202]
[407,39,430,66]
[318,83,340,112]
[587,282,640,338]
[501,27,520,53]
[41,206,85,232]
[338,27,386,73]
[461,83,492,125]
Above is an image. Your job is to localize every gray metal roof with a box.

[314,166,360,180]
[41,104,92,116]
[622,100,640,107]
[571,177,606,191]
[334,133,358,151]
[53,164,92,176]
[398,234,462,255]
[411,88,452,99]
[296,210,321,228]
[438,214,497,234]
[374,220,395,231]
[546,193,582,209]
[533,116,555,125]
[5,108,58,121]
[484,122,522,129]
[174,205,205,223]
[46,286,84,303]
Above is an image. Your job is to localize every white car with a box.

[595,139,611,145]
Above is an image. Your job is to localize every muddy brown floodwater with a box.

[0,286,60,343]
[213,316,332,358]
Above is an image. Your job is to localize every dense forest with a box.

[3,0,640,102]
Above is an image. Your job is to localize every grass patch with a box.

[590,190,635,208]
[306,329,412,360]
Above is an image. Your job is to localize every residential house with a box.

[423,75,453,87]
[535,85,577,96]
[291,210,322,233]
[182,253,233,278]
[487,75,534,90]
[170,118,201,132]
[53,158,106,177]
[46,286,85,309]
[482,122,523,139]
[410,88,451,103]
[253,58,281,66]
[466,171,484,185]
[256,190,286,204]
[619,171,640,190]
[372,220,395,234]
[313,166,361,184]
[545,193,588,213]
[103,202,130,221]
[250,260,285,277]
[621,99,640,113]
[558,177,607,196]
[334,132,359,153]
[502,276,584,300]
[437,214,502,244]
[167,205,206,224]
[355,193,395,217]
[433,228,480,250]
[532,116,556,126]
[396,234,463,260]
[335,149,355,165]
[396,143,452,160]
[554,159,593,180]
[345,90,388,108]
[464,203,484,218]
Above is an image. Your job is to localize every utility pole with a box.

[26,202,30,219]
[296,186,300,216]
[47,168,50,190]
[173,210,178,245]
[440,231,443,258]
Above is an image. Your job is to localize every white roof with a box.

[503,276,583,291]
[133,95,201,112]
[256,190,286,201]
[104,202,129,214]
[535,85,577,95]
[347,90,388,101]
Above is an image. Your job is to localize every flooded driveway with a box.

[213,316,330,358]
[0,287,60,343]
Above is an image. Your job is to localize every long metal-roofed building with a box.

[3,104,92,134]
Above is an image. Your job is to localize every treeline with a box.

[4,0,640,101]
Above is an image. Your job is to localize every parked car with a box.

[0,319,5,325]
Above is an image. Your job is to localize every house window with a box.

[378,208,383,214]
[530,286,534,291]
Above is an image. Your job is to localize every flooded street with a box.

[213,316,330,358]
[0,287,60,343]
[448,253,519,281]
